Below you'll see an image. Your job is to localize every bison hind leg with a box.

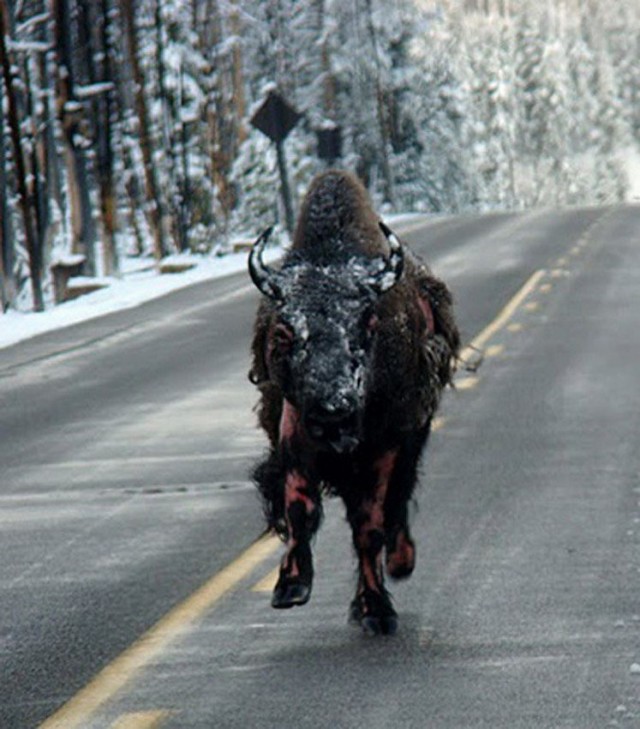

[383,424,431,580]
[385,524,416,580]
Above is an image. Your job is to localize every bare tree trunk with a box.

[38,21,64,229]
[0,86,16,311]
[155,0,188,252]
[364,0,394,205]
[201,0,239,229]
[100,0,119,275]
[0,0,44,311]
[178,66,192,248]
[121,0,167,261]
[22,57,48,264]
[52,0,97,276]
[229,1,246,144]
[319,0,338,121]
[82,0,120,275]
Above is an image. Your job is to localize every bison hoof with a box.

[271,577,312,609]
[386,529,416,580]
[361,614,398,636]
[348,589,398,636]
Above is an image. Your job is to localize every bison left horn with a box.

[373,222,405,294]
[248,227,283,301]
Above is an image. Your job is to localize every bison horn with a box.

[373,222,405,293]
[248,226,283,301]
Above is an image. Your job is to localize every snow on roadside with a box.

[622,145,640,203]
[0,247,281,352]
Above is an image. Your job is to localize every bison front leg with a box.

[348,450,399,635]
[271,468,321,608]
[272,401,321,609]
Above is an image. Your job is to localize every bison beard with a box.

[248,170,459,636]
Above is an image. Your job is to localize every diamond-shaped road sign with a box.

[250,91,302,144]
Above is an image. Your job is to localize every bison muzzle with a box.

[248,170,459,635]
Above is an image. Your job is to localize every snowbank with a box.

[0,247,281,352]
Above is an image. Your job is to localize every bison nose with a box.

[306,401,352,428]
[304,402,360,451]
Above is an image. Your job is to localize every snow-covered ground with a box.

[624,145,640,202]
[0,248,273,352]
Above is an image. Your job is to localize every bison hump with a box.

[292,170,385,260]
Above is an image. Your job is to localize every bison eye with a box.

[273,322,294,352]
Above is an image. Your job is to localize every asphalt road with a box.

[1,204,639,728]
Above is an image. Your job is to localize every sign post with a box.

[317,125,342,166]
[250,90,302,234]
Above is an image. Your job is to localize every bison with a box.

[248,170,459,635]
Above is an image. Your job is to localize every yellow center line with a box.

[484,344,504,358]
[252,566,281,593]
[456,376,480,391]
[110,710,172,729]
[38,534,280,729]
[458,269,546,363]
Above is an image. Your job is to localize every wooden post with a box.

[275,140,295,234]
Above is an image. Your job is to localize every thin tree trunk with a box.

[0,31,17,313]
[155,0,187,252]
[22,57,48,260]
[229,1,246,144]
[52,0,97,276]
[364,0,394,205]
[0,85,15,311]
[90,0,119,274]
[121,0,167,261]
[39,23,64,229]
[0,0,44,311]
[202,0,237,228]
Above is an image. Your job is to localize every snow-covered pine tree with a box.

[391,13,476,212]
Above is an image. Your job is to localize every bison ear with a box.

[248,226,283,301]
[371,221,404,294]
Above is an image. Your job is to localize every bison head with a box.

[249,224,404,453]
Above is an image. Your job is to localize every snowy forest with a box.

[0,0,638,312]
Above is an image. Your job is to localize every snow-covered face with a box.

[249,224,404,453]
[269,265,380,453]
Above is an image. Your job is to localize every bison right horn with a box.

[248,227,283,301]
[373,221,405,294]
